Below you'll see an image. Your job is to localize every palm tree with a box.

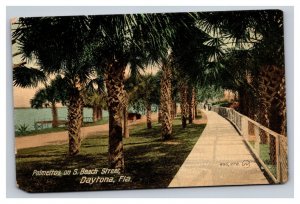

[187,85,196,123]
[218,49,257,117]
[88,13,180,169]
[83,91,106,123]
[145,74,161,129]
[159,13,204,135]
[14,14,178,169]
[159,57,173,139]
[83,75,107,123]
[30,75,68,128]
[31,89,59,127]
[123,73,142,137]
[171,68,189,128]
[171,15,212,127]
[137,73,161,129]
[199,10,285,132]
[199,10,285,168]
[13,16,94,156]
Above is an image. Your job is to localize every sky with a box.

[12,34,41,107]
[13,62,159,108]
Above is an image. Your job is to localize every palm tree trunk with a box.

[179,82,188,128]
[146,102,152,129]
[123,107,129,138]
[51,102,58,128]
[160,60,172,140]
[193,89,197,119]
[81,104,84,124]
[278,77,287,136]
[171,101,177,119]
[97,106,103,120]
[105,64,125,170]
[194,101,198,118]
[171,101,174,119]
[173,101,177,118]
[92,106,97,123]
[244,90,250,117]
[238,88,247,115]
[243,89,251,117]
[157,106,162,123]
[257,66,275,164]
[194,89,198,118]
[68,88,84,156]
[188,86,195,124]
[247,92,255,120]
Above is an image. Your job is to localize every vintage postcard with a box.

[11,9,288,193]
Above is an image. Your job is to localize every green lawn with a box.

[248,141,277,177]
[16,118,206,192]
[195,115,202,119]
[211,100,232,107]
[15,117,109,137]
[259,144,277,177]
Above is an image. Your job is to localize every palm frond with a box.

[13,66,46,88]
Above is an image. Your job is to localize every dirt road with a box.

[16,114,158,150]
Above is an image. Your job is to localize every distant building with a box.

[223,90,237,102]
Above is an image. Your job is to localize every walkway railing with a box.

[211,106,288,184]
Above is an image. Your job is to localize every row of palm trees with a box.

[13,14,182,170]
[204,10,286,136]
[12,10,286,170]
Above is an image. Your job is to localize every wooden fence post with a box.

[254,126,260,155]
[276,135,281,182]
[242,116,249,140]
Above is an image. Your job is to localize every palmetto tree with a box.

[83,91,107,123]
[13,16,94,156]
[136,73,161,129]
[30,75,68,128]
[159,57,173,139]
[122,74,143,138]
[88,14,180,169]
[200,10,285,132]
[145,74,161,129]
[13,14,183,169]
[199,10,285,166]
[83,75,107,122]
[171,15,212,127]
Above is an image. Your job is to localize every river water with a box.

[14,107,108,131]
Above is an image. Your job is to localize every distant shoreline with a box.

[14,107,67,109]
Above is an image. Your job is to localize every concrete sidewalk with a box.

[169,110,269,187]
